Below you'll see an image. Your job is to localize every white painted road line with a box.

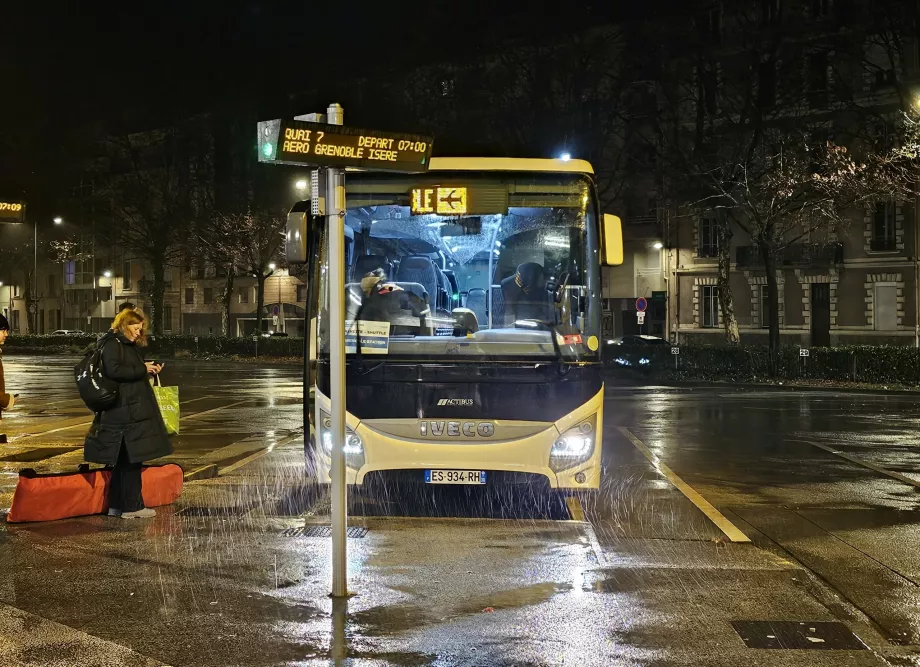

[793,439,920,490]
[619,426,751,543]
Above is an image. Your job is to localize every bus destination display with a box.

[0,201,25,223]
[258,119,433,173]
[411,187,468,216]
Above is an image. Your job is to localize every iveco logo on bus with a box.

[436,398,473,407]
[419,421,495,438]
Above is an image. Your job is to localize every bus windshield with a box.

[317,172,601,360]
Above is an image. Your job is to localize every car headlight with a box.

[320,412,365,467]
[550,415,596,472]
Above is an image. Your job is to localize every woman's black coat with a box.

[83,332,173,465]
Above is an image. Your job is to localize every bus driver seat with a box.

[500,262,552,326]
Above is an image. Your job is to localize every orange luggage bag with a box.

[6,463,183,523]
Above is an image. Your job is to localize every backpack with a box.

[74,334,120,412]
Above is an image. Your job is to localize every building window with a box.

[13,284,20,298]
[239,287,250,304]
[163,305,173,331]
[185,288,194,305]
[873,69,896,90]
[123,261,132,290]
[698,217,719,257]
[760,285,770,329]
[759,61,776,108]
[761,0,779,24]
[701,285,720,328]
[872,201,897,251]
[196,265,205,280]
[65,261,75,285]
[296,284,306,302]
[807,52,829,106]
[812,0,831,16]
[48,273,56,293]
[701,67,718,115]
[707,6,722,45]
[874,285,898,330]
[203,288,214,304]
[11,310,19,331]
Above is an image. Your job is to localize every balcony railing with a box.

[736,242,843,269]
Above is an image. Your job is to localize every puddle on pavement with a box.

[351,581,573,635]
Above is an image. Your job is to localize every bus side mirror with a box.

[602,214,623,266]
[286,201,314,264]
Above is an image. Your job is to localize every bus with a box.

[294,157,623,492]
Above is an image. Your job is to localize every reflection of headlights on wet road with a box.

[550,415,596,472]
[320,412,365,468]
[614,357,630,366]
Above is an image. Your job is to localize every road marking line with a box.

[217,432,302,476]
[179,399,254,422]
[619,427,751,543]
[565,496,586,522]
[9,397,220,442]
[793,439,920,490]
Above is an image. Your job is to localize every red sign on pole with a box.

[635,297,648,313]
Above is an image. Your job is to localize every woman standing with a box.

[83,309,172,519]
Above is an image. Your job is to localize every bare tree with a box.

[96,123,208,335]
[231,210,286,335]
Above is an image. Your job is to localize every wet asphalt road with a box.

[1,356,920,665]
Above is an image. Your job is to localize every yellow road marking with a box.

[619,427,751,543]
[565,496,586,522]
[795,439,920,489]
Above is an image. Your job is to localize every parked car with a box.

[51,329,85,335]
[260,331,289,338]
[608,335,669,347]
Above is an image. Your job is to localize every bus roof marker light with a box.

[560,152,571,162]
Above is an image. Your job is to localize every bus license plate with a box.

[425,470,487,485]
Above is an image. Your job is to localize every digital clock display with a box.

[0,201,25,223]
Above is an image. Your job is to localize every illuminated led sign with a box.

[0,200,25,223]
[257,119,432,173]
[411,187,468,215]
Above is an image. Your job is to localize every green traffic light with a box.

[262,142,274,158]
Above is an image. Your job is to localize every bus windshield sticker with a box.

[345,320,391,354]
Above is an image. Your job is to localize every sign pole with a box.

[326,102,349,599]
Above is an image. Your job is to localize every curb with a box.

[604,377,920,396]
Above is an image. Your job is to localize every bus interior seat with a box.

[395,256,440,312]
[437,268,452,312]
[345,281,430,321]
[465,288,487,327]
[354,254,393,281]
[489,286,506,327]
[443,270,460,305]
[500,262,552,324]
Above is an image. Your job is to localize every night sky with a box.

[1,0,648,218]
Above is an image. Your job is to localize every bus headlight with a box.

[550,415,596,472]
[320,412,365,468]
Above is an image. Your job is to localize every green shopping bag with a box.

[152,376,180,435]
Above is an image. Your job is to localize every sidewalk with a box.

[0,440,906,666]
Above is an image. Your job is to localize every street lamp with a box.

[295,179,307,190]
[653,242,664,250]
[53,217,63,225]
